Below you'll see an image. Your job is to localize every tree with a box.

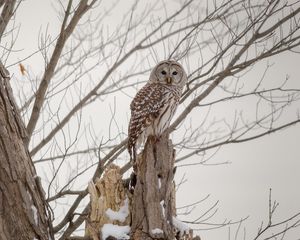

[0,62,51,240]
[1,0,300,239]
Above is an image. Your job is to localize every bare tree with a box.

[1,0,300,239]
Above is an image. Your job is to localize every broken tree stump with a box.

[86,164,131,240]
[86,134,200,240]
[131,133,176,240]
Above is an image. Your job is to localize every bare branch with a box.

[25,0,97,146]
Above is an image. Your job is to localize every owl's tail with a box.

[127,140,136,162]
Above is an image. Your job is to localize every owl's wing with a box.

[130,83,164,117]
[128,83,165,160]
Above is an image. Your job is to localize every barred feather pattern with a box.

[128,82,182,161]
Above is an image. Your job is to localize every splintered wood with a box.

[86,164,131,240]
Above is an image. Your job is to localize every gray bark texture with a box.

[0,62,50,240]
[131,134,176,240]
[0,0,16,42]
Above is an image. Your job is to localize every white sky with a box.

[3,0,300,239]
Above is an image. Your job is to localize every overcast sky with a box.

[4,1,300,239]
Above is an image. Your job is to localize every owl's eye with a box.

[161,70,167,75]
[172,71,178,75]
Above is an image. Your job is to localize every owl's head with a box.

[149,60,187,88]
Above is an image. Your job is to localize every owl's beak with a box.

[166,77,172,84]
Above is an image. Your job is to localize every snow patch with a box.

[151,228,163,234]
[31,204,38,224]
[158,177,161,189]
[160,200,165,217]
[101,224,130,240]
[27,190,38,225]
[105,198,129,222]
[172,217,190,236]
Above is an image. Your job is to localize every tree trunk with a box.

[0,62,50,240]
[131,134,176,240]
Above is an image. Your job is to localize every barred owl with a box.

[128,60,187,161]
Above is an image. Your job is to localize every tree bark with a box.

[131,134,176,240]
[0,0,16,42]
[0,62,50,240]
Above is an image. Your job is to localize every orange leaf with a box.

[19,63,26,75]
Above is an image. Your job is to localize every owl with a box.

[128,60,188,161]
